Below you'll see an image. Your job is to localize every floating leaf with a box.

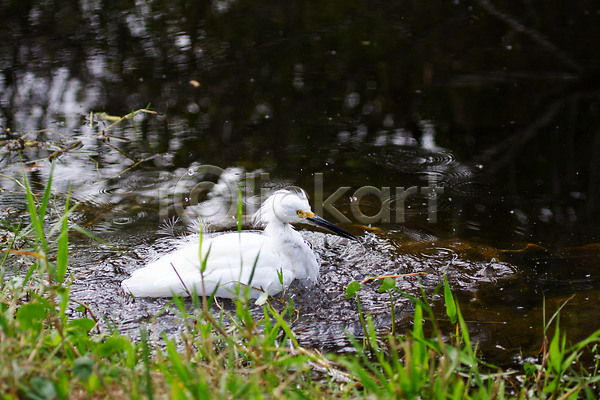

[346,281,361,298]
[377,277,396,293]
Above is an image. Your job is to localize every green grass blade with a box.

[267,303,299,348]
[247,251,260,291]
[198,217,205,273]
[549,320,563,374]
[140,330,154,400]
[164,337,191,385]
[38,164,54,221]
[70,225,125,255]
[201,243,212,275]
[444,275,457,324]
[351,359,383,396]
[23,173,48,252]
[570,328,600,352]
[413,302,427,366]
[56,193,70,284]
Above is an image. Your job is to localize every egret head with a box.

[254,188,358,240]
[253,188,311,225]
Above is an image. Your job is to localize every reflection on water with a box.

[1,0,600,368]
[1,118,599,366]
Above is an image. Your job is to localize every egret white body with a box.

[121,189,357,299]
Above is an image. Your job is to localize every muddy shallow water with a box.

[65,221,515,351]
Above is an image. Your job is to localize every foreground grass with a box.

[1,173,600,399]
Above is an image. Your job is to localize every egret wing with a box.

[121,232,293,298]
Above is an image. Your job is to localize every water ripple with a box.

[363,146,456,172]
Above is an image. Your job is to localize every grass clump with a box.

[1,171,600,399]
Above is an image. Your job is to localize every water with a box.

[1,0,599,368]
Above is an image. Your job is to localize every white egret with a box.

[121,188,357,299]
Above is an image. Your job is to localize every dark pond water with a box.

[1,0,600,368]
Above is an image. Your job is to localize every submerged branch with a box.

[477,0,583,74]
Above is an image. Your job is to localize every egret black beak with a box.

[306,214,358,241]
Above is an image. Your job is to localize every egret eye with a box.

[296,210,304,218]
